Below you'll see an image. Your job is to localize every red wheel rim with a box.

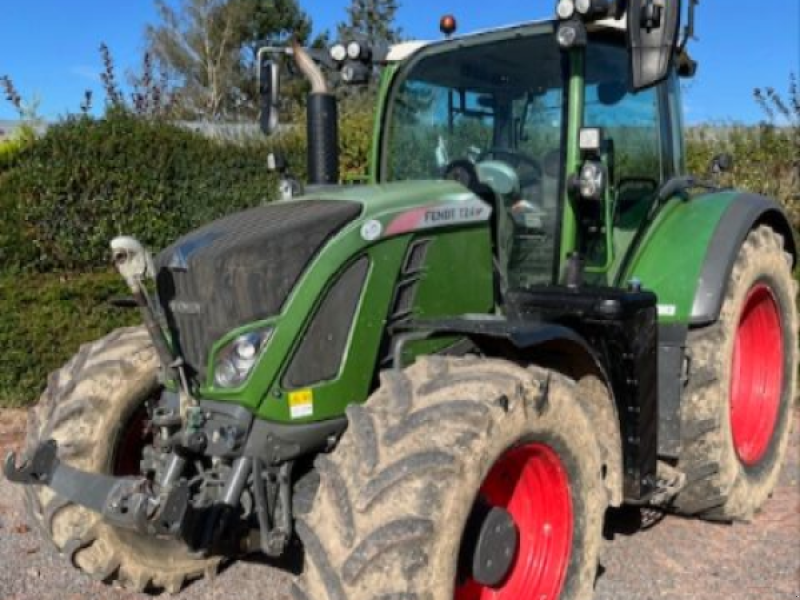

[730,284,784,466]
[455,443,573,600]
[113,405,152,476]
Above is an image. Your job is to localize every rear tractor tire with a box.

[23,327,220,593]
[293,356,608,600]
[674,225,798,521]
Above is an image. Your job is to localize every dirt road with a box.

[1,408,798,600]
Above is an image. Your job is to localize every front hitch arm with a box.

[4,441,188,537]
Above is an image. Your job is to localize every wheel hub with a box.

[456,443,573,600]
[467,505,519,588]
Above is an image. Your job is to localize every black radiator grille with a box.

[158,269,207,375]
[155,199,362,380]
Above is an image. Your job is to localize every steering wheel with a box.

[477,148,543,188]
[443,159,481,191]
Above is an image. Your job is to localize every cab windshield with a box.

[383,26,567,287]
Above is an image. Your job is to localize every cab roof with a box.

[385,16,627,63]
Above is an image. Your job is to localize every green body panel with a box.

[621,190,738,323]
[399,225,495,364]
[198,180,494,422]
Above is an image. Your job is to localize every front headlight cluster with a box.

[213,328,273,389]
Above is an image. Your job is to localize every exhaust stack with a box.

[293,41,340,186]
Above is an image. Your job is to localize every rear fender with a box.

[690,193,796,326]
[625,191,797,326]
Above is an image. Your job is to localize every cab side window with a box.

[585,41,663,227]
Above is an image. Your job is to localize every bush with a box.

[0,124,36,174]
[0,271,137,407]
[267,100,375,184]
[0,138,23,172]
[687,125,800,231]
[0,112,282,272]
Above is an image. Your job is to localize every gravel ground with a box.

[1,408,798,600]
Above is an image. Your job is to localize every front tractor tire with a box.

[24,327,219,593]
[674,225,799,521]
[293,357,607,600]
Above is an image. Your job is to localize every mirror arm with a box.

[678,0,700,54]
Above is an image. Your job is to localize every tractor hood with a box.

[155,180,491,381]
[155,199,361,377]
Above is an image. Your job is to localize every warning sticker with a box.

[289,389,314,420]
[657,304,677,317]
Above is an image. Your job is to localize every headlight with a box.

[347,41,363,60]
[213,328,273,388]
[330,43,347,63]
[556,0,576,20]
[341,62,370,84]
[578,161,605,201]
[557,23,578,47]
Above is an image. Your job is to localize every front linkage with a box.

[5,378,343,559]
[4,237,342,558]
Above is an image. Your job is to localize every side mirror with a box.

[627,0,683,91]
[710,153,734,176]
[258,52,280,136]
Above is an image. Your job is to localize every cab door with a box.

[581,36,678,284]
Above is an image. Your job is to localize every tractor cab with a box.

[378,16,686,291]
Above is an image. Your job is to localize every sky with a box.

[0,0,797,124]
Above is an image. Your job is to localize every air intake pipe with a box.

[293,41,340,186]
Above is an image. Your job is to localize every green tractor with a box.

[6,1,797,598]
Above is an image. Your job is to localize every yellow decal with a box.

[288,389,314,419]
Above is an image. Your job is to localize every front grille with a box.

[158,270,207,375]
[155,199,362,380]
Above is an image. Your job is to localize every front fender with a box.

[624,191,796,326]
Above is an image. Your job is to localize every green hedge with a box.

[687,125,799,231]
[0,112,282,272]
[0,271,136,408]
[0,125,35,174]
[0,138,24,172]
[0,108,376,273]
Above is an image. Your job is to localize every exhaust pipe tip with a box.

[292,40,339,186]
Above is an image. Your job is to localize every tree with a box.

[145,0,314,121]
[232,0,315,119]
[146,0,245,120]
[337,0,403,47]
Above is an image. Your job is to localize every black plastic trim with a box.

[397,316,595,355]
[283,257,370,389]
[244,417,348,466]
[657,323,688,458]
